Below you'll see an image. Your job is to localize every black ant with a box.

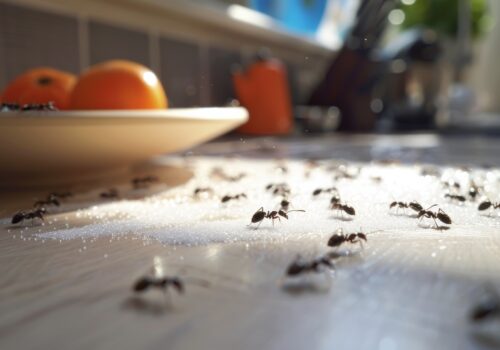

[132,175,158,189]
[327,228,367,248]
[193,187,213,197]
[210,167,246,182]
[442,180,461,191]
[389,201,423,214]
[265,183,290,196]
[132,256,210,304]
[444,193,466,203]
[248,207,305,228]
[417,205,452,228]
[33,194,60,208]
[333,167,359,180]
[1,103,20,111]
[468,181,481,200]
[330,202,355,217]
[330,194,341,206]
[285,254,337,277]
[221,193,247,203]
[100,188,119,199]
[279,199,291,211]
[11,208,46,225]
[21,102,58,111]
[133,275,184,295]
[312,187,338,196]
[478,200,500,212]
[469,289,500,323]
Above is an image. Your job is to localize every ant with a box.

[330,194,341,206]
[210,167,246,182]
[417,205,452,228]
[33,194,60,208]
[442,180,461,191]
[312,187,338,196]
[193,187,213,197]
[469,289,500,323]
[11,208,46,225]
[133,275,184,296]
[221,193,247,203]
[327,228,367,248]
[468,181,482,200]
[100,188,119,199]
[1,103,20,111]
[333,166,359,181]
[444,193,466,203]
[279,198,291,211]
[132,175,158,189]
[389,201,423,214]
[285,254,337,277]
[330,202,355,218]
[265,183,291,196]
[248,207,305,228]
[21,102,57,111]
[132,256,210,304]
[478,200,500,212]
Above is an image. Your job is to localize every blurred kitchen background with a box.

[1,0,500,134]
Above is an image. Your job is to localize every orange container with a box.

[233,57,292,135]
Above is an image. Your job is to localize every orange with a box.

[69,60,167,110]
[1,67,76,110]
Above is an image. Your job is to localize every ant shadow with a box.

[281,279,331,296]
[388,212,418,219]
[417,222,450,231]
[4,222,44,230]
[470,330,500,349]
[122,296,175,316]
[479,212,500,219]
[329,215,354,222]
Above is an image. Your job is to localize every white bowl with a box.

[0,107,247,187]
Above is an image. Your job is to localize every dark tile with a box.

[88,21,150,66]
[208,47,241,106]
[159,37,201,108]
[0,3,79,89]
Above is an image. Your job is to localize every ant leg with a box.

[358,239,364,250]
[432,217,439,228]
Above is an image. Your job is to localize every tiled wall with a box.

[0,1,312,107]
[159,37,203,107]
[0,2,80,86]
[88,21,151,67]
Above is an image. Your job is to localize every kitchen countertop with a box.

[1,133,500,350]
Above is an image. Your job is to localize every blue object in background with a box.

[250,0,327,35]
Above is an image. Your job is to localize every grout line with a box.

[149,30,161,75]
[78,15,90,71]
[199,43,211,106]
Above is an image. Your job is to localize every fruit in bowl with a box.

[69,60,168,110]
[1,67,76,110]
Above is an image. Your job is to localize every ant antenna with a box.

[425,204,438,210]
